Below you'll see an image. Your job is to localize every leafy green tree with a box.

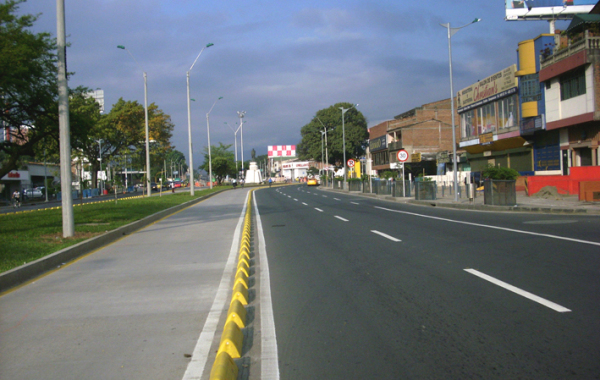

[482,164,519,180]
[0,0,58,178]
[199,142,235,184]
[297,102,368,167]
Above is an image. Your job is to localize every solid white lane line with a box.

[302,202,308,206]
[315,208,324,212]
[335,216,349,222]
[351,202,360,205]
[464,269,571,313]
[254,196,281,379]
[371,230,401,242]
[375,206,600,247]
[181,193,248,380]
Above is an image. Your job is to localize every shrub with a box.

[482,165,519,180]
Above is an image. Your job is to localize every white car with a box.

[24,187,44,198]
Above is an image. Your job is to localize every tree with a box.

[297,103,368,168]
[85,98,174,187]
[199,142,235,184]
[0,0,59,178]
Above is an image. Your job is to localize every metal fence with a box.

[415,181,437,200]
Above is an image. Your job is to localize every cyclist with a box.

[12,189,21,208]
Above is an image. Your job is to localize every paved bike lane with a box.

[0,189,250,380]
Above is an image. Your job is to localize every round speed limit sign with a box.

[397,149,409,162]
[347,159,355,167]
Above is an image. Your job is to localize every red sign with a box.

[7,172,20,178]
[347,159,355,167]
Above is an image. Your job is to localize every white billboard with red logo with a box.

[268,145,296,157]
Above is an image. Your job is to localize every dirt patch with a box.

[532,186,565,200]
[39,231,102,245]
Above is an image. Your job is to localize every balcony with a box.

[541,31,600,69]
[388,141,403,151]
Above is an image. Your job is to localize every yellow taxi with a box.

[307,178,319,186]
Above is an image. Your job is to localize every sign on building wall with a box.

[369,136,387,152]
[268,145,296,157]
[458,65,518,112]
[506,0,596,21]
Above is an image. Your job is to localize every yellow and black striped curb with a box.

[208,192,254,380]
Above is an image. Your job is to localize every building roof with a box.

[565,14,600,34]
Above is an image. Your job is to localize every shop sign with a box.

[411,153,421,162]
[457,65,517,110]
[437,151,450,164]
[369,136,387,152]
[479,132,494,146]
[282,162,309,169]
[7,171,20,178]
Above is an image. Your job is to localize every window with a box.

[461,109,476,138]
[560,67,586,100]
[498,95,517,129]
[521,74,541,102]
[479,103,496,134]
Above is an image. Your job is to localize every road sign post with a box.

[397,150,408,198]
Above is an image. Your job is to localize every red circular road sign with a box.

[397,149,409,162]
[347,159,355,167]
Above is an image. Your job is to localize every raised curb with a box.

[0,190,225,293]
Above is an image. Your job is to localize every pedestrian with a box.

[240,178,244,188]
[232,178,237,189]
[268,177,272,188]
[12,189,21,208]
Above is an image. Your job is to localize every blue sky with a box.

[19,0,573,165]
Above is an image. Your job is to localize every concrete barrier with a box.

[226,299,247,329]
[209,352,238,380]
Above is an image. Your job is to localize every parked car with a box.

[173,181,182,188]
[24,187,44,198]
[151,182,158,191]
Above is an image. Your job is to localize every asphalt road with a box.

[0,188,250,380]
[254,184,600,379]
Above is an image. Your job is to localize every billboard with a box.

[506,0,596,21]
[268,145,296,157]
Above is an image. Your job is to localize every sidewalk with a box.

[323,186,600,215]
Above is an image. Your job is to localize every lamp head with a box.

[206,43,214,48]
[117,45,125,49]
[218,96,223,100]
[473,18,481,23]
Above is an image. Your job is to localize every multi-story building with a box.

[387,98,458,176]
[368,121,390,175]
[457,65,526,174]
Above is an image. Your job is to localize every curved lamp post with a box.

[206,96,223,189]
[187,42,214,195]
[339,104,358,189]
[117,44,151,197]
[440,18,480,202]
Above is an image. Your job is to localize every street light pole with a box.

[237,111,246,179]
[316,117,330,182]
[206,97,223,189]
[117,44,151,197]
[440,18,480,202]
[186,43,214,196]
[339,104,358,190]
[225,122,242,181]
[57,0,74,237]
